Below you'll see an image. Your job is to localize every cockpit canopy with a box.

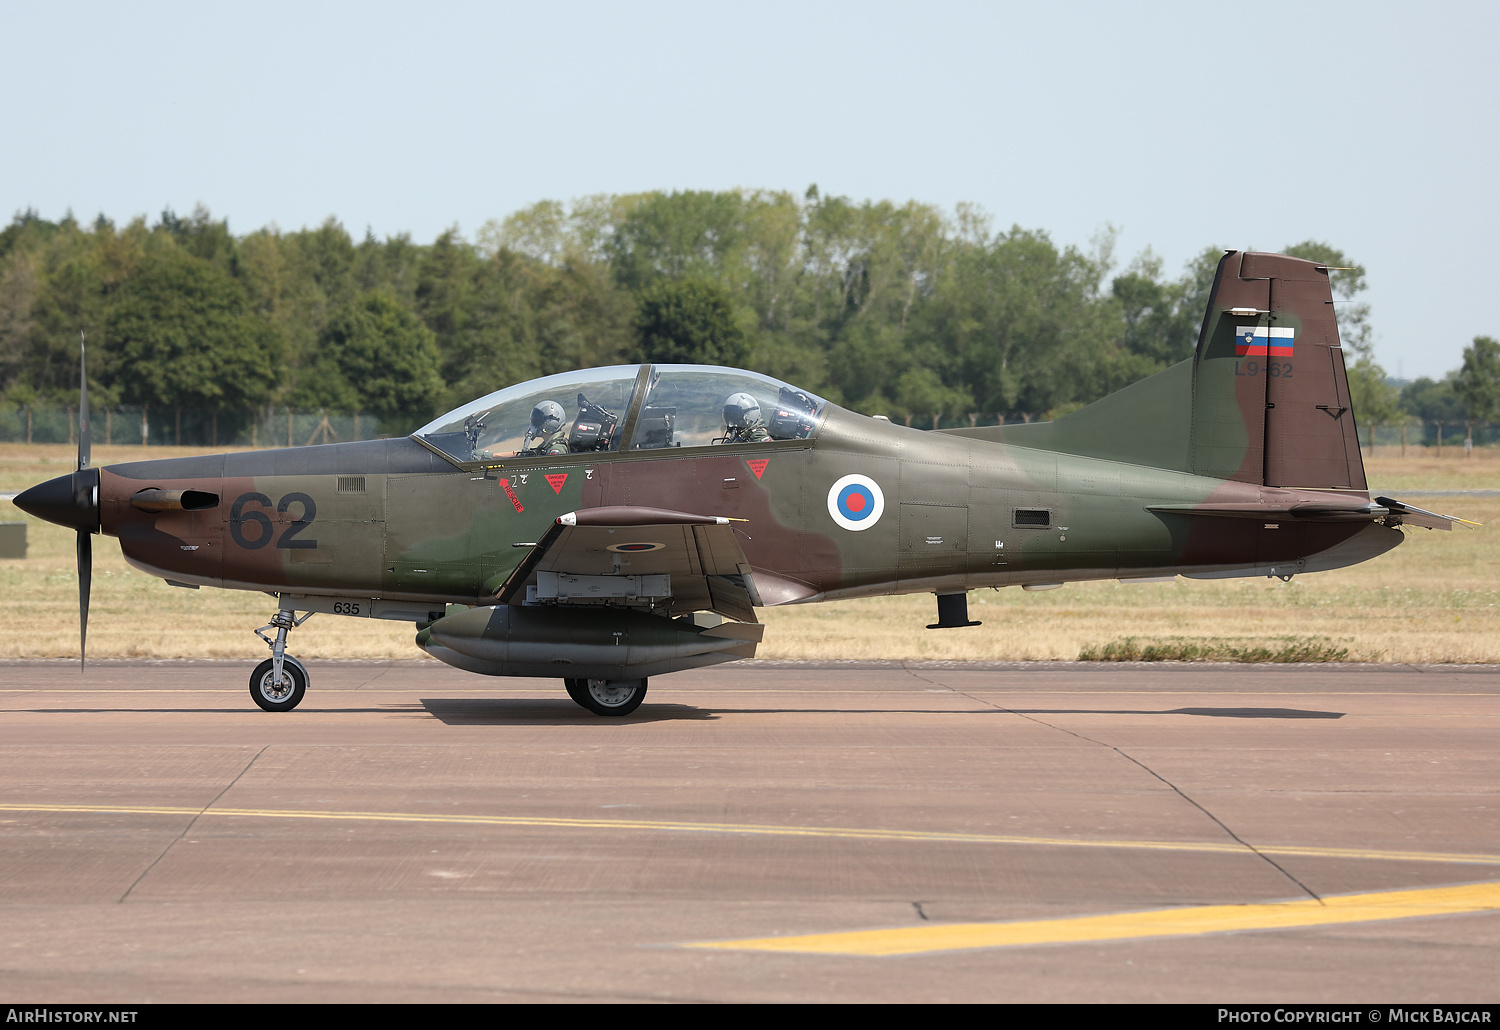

[413,364,828,465]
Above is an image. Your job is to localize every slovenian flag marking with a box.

[1236,326,1295,357]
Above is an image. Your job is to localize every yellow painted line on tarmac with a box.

[1,802,1498,868]
[682,881,1500,956]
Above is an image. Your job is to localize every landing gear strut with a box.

[564,677,648,717]
[250,608,314,712]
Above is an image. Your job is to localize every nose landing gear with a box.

[250,608,314,712]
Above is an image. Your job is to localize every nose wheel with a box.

[564,677,648,716]
[250,607,314,712]
[250,656,309,712]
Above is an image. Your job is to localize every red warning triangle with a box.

[545,473,568,494]
[746,458,769,480]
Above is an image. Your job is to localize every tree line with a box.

[0,190,1494,441]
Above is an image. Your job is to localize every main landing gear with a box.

[564,677,648,717]
[245,604,648,717]
[250,608,314,712]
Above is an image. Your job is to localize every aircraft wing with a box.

[496,506,762,622]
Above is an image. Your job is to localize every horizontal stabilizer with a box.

[1374,496,1480,532]
[1149,496,1479,531]
[1148,500,1390,523]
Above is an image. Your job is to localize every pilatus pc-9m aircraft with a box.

[16,251,1466,715]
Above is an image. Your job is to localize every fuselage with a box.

[94,402,1400,611]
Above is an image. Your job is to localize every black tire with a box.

[249,657,308,712]
[563,677,647,717]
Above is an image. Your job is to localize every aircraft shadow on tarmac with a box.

[412,698,718,725]
[1029,707,1344,719]
[10,701,1343,722]
[407,699,1344,725]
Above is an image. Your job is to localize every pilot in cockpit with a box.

[519,400,570,456]
[721,393,770,444]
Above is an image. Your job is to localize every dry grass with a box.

[1,445,1495,663]
[1362,446,1500,493]
[1077,637,1351,663]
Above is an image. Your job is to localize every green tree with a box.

[1345,357,1401,427]
[158,204,237,269]
[607,191,750,292]
[925,227,1133,420]
[437,248,635,407]
[293,292,444,433]
[270,219,360,366]
[0,246,38,395]
[8,214,108,401]
[1401,375,1464,423]
[527,256,636,377]
[414,228,479,358]
[1456,335,1500,424]
[1283,240,1372,353]
[476,199,568,265]
[107,245,283,414]
[892,366,972,429]
[632,277,748,366]
[1111,266,1197,365]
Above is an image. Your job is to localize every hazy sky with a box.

[3,1,1495,379]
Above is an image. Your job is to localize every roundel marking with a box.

[827,474,885,531]
[607,541,666,553]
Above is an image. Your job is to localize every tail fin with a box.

[1190,250,1365,490]
[953,251,1367,491]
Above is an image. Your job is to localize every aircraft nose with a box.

[14,469,100,533]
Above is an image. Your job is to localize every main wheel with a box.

[249,657,308,712]
[563,677,647,717]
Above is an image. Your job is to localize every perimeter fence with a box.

[0,405,389,449]
[1360,420,1499,454]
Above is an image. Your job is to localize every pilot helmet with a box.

[722,393,761,428]
[530,400,564,435]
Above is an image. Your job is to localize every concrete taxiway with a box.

[0,658,1497,1003]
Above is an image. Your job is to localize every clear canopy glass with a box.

[631,365,825,450]
[413,364,827,464]
[414,367,642,463]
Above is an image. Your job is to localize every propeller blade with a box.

[78,528,91,670]
[78,332,91,669]
[78,332,90,472]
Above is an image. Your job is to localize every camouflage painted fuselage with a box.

[97,403,1397,611]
